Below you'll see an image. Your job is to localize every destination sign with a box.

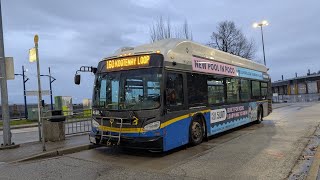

[106,55,150,71]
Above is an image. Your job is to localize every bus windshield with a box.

[93,68,162,110]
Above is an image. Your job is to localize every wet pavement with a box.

[0,102,319,180]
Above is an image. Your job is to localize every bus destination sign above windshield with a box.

[106,55,150,71]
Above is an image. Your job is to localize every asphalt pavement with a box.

[0,102,319,180]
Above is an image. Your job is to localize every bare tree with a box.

[207,21,256,60]
[150,17,193,42]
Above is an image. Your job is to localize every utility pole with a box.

[0,0,12,147]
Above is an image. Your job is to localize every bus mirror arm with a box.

[74,66,97,85]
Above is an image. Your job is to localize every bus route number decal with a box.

[210,108,227,123]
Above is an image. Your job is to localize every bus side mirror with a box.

[92,67,97,74]
[74,74,81,85]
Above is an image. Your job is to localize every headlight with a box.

[92,119,99,128]
[92,110,100,115]
[143,121,160,131]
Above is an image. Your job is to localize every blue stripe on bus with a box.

[209,117,251,135]
[162,112,252,151]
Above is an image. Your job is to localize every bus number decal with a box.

[210,108,227,123]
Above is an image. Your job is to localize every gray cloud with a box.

[2,0,320,103]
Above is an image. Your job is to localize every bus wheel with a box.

[189,118,204,146]
[256,107,263,124]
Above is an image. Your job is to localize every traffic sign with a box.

[29,48,37,62]
[26,90,50,96]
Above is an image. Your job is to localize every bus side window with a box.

[251,80,261,99]
[226,78,240,103]
[261,82,268,99]
[207,78,225,104]
[187,73,208,107]
[240,79,251,102]
[166,73,184,108]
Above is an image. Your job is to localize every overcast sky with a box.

[2,0,320,104]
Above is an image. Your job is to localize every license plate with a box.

[89,136,96,144]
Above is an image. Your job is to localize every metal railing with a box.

[43,109,92,135]
[64,109,92,135]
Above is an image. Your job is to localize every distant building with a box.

[272,72,320,103]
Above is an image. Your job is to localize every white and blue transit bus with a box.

[76,39,272,152]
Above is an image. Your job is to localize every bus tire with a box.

[255,106,263,124]
[189,118,204,146]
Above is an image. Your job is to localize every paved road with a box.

[0,121,91,144]
[0,102,319,180]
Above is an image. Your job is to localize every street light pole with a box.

[40,68,56,111]
[49,67,54,111]
[15,66,29,119]
[22,66,29,119]
[260,26,266,66]
[253,20,269,66]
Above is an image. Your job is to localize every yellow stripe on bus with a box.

[98,126,144,133]
[160,109,210,128]
[257,100,269,103]
[99,109,211,133]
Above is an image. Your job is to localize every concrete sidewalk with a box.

[0,134,93,163]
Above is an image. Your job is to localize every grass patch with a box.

[0,119,38,127]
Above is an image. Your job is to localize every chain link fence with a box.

[273,94,320,103]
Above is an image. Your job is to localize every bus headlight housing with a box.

[92,119,100,128]
[92,110,100,116]
[143,121,160,131]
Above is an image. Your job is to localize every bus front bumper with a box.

[89,128,163,151]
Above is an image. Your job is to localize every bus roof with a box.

[103,38,268,73]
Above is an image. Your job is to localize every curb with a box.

[13,144,98,163]
[306,146,320,180]
[0,124,38,131]
[0,144,20,150]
